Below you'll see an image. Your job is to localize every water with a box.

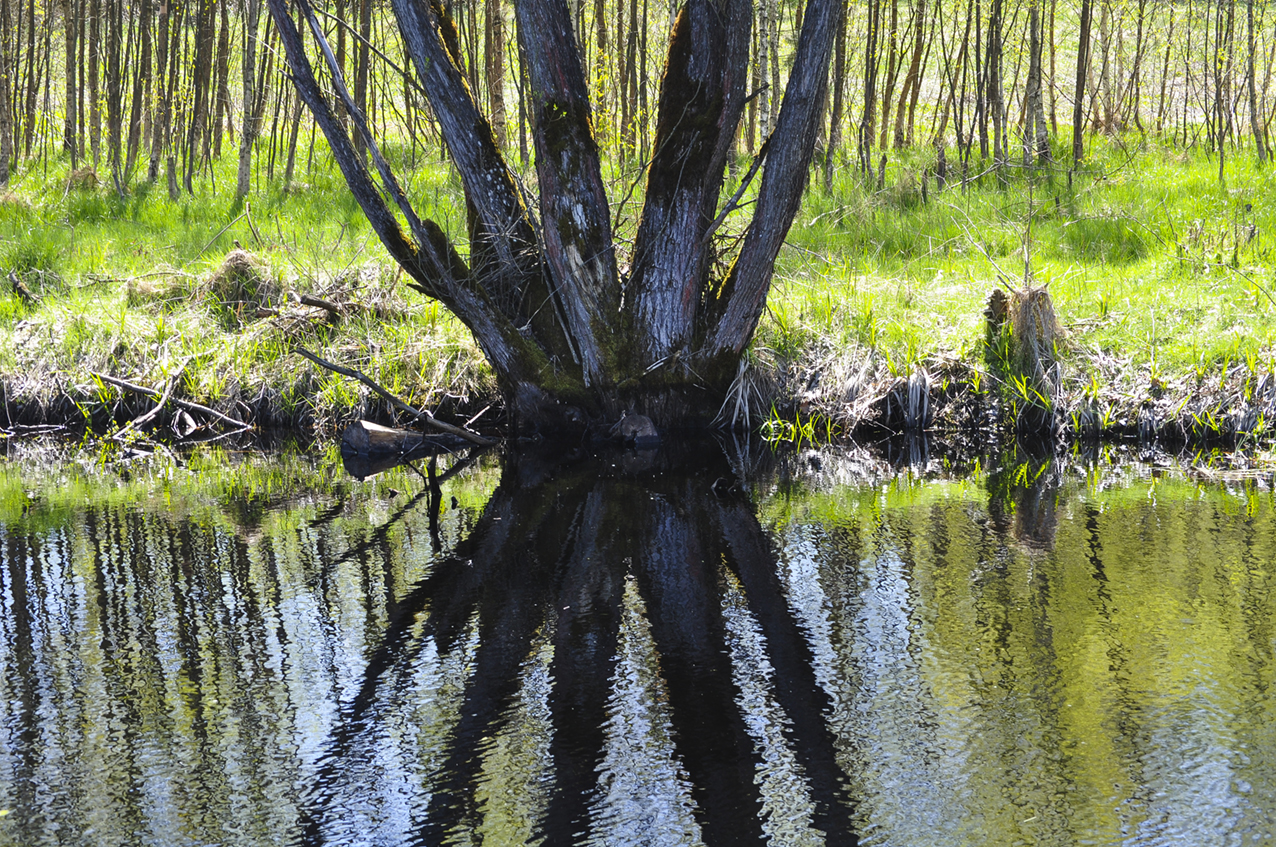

[1,440,1274,846]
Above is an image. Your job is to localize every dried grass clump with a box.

[1008,285,1063,385]
[205,249,278,324]
[126,274,191,309]
[0,190,30,210]
[65,167,100,191]
[986,285,1064,432]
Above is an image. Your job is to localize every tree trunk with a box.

[0,0,12,185]
[355,0,372,151]
[236,0,262,199]
[105,0,123,172]
[1248,0,1266,162]
[485,0,508,148]
[212,0,232,157]
[860,0,881,174]
[1072,0,1093,165]
[125,0,153,182]
[89,0,100,163]
[268,0,839,433]
[984,0,1005,168]
[185,0,216,192]
[20,0,35,155]
[878,0,900,150]
[1023,0,1049,164]
[893,0,924,149]
[823,0,846,191]
[62,0,76,160]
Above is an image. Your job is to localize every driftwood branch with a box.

[90,371,251,430]
[294,347,497,447]
[111,361,187,441]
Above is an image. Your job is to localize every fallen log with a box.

[340,419,470,458]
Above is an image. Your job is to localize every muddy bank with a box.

[3,345,1274,453]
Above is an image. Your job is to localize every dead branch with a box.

[90,371,251,430]
[294,346,497,447]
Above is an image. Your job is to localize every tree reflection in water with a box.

[312,441,860,845]
[4,438,1276,846]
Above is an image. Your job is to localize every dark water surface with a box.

[1,440,1275,846]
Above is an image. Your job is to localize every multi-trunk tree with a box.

[267,0,839,435]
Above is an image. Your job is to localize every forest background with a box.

[1,0,1275,446]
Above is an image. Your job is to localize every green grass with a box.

[757,136,1276,438]
[0,148,490,433]
[3,133,1276,439]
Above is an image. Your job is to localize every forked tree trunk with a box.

[268,0,837,434]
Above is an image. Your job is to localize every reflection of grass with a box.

[760,406,840,447]
[0,440,501,534]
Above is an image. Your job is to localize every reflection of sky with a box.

[770,483,1276,847]
[719,568,822,845]
[589,576,702,847]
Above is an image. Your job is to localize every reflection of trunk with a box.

[302,444,860,844]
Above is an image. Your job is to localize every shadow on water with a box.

[305,439,860,845]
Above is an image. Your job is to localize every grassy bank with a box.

[2,136,1275,446]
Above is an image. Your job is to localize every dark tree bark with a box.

[0,0,11,185]
[1072,0,1093,165]
[62,0,76,160]
[268,0,839,433]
